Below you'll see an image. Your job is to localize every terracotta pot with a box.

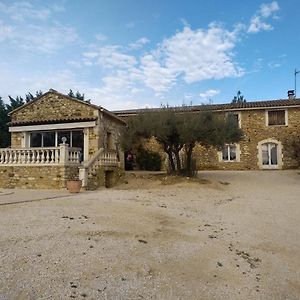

[66,180,82,193]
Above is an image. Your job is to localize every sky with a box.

[0,0,299,110]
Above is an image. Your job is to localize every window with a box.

[72,131,84,148]
[30,132,55,147]
[29,130,83,148]
[222,144,237,162]
[262,143,278,166]
[30,132,42,147]
[267,110,286,126]
[257,139,282,169]
[43,132,55,147]
[58,131,71,145]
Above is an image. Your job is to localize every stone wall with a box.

[11,92,96,124]
[124,106,300,170]
[0,165,79,189]
[86,166,124,190]
[11,132,23,148]
[98,112,125,164]
[88,126,99,157]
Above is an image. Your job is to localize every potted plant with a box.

[66,175,82,193]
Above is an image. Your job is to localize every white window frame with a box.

[257,139,283,169]
[218,144,241,163]
[29,130,84,147]
[265,109,288,127]
[10,121,94,162]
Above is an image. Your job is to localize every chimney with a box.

[288,90,295,99]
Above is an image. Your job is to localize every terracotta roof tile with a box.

[113,99,300,116]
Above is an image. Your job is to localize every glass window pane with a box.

[30,132,42,147]
[222,146,228,161]
[270,144,278,165]
[71,131,84,148]
[229,146,236,160]
[58,131,70,145]
[43,132,55,147]
[262,144,269,165]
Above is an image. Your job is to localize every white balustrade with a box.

[0,146,82,166]
[79,148,119,187]
[68,147,81,164]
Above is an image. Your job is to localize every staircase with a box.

[79,148,120,189]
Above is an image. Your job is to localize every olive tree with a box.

[121,108,243,176]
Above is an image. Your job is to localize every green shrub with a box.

[136,147,161,171]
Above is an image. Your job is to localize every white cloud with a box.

[11,23,79,53]
[0,68,81,100]
[141,54,177,93]
[248,1,279,33]
[79,23,246,98]
[0,67,146,110]
[260,1,279,18]
[0,2,281,110]
[0,1,52,22]
[129,37,150,50]
[140,25,243,93]
[83,45,137,69]
[199,89,220,99]
[0,2,78,54]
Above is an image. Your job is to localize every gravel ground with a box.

[0,170,299,300]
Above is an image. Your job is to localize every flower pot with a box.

[66,180,82,193]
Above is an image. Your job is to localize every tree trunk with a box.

[185,143,194,177]
[174,150,181,173]
[167,150,176,174]
[163,142,176,174]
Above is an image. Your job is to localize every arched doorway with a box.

[257,139,282,169]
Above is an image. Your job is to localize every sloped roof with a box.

[113,98,300,117]
[8,89,125,125]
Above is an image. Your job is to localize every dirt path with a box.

[0,171,299,299]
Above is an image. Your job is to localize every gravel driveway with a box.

[0,170,299,299]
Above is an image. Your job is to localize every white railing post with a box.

[59,143,69,165]
[79,167,88,187]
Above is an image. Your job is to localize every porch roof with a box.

[8,116,98,127]
[8,89,126,125]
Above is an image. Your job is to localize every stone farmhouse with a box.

[1,90,300,190]
[0,89,125,189]
[114,98,300,171]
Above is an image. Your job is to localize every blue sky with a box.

[0,0,299,110]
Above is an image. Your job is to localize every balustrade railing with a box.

[0,145,81,166]
[79,148,119,187]
[99,149,119,165]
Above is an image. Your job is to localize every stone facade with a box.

[194,107,300,170]
[115,100,300,170]
[10,92,96,124]
[0,165,79,189]
[1,90,125,189]
[86,166,124,190]
[11,132,23,148]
